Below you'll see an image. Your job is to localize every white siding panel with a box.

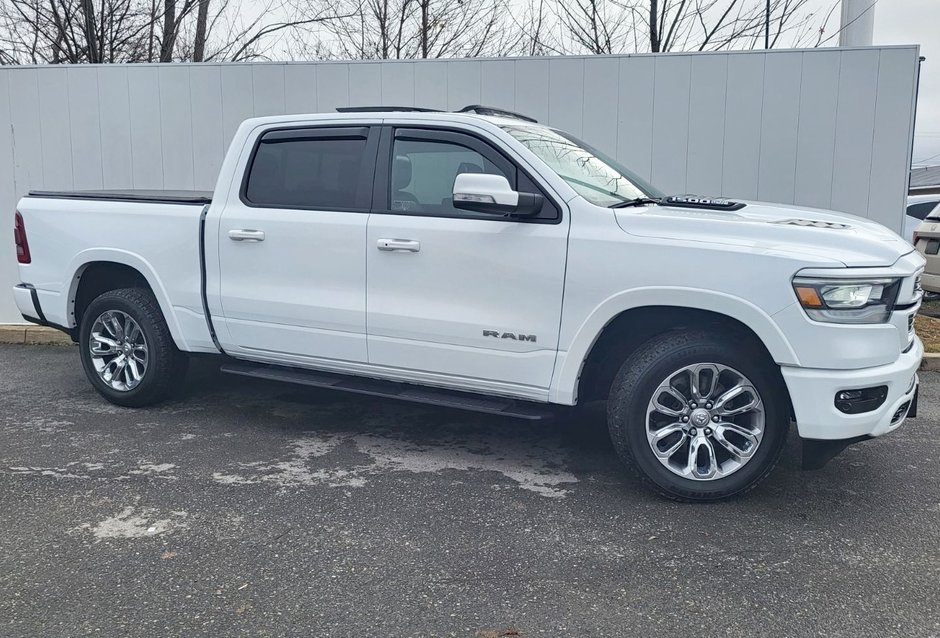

[0,50,922,323]
[284,64,318,113]
[446,60,482,111]
[686,54,727,196]
[414,62,448,110]
[757,52,802,203]
[190,65,224,190]
[481,60,515,110]
[67,66,103,189]
[381,62,415,106]
[220,65,254,147]
[252,64,286,116]
[794,51,841,210]
[9,69,44,193]
[650,55,692,193]
[127,67,163,188]
[348,63,382,107]
[722,54,765,199]
[548,58,583,136]
[0,70,16,322]
[830,49,880,218]
[158,66,194,189]
[579,57,618,157]
[0,71,16,202]
[869,48,920,229]
[97,66,134,188]
[617,56,654,181]
[514,59,550,124]
[37,67,73,190]
[316,64,349,113]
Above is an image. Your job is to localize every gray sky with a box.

[872,0,940,166]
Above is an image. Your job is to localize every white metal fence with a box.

[0,47,920,323]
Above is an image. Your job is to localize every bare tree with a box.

[549,0,841,55]
[0,0,157,63]
[313,0,515,59]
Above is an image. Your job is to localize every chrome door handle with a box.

[228,229,265,242]
[377,238,420,252]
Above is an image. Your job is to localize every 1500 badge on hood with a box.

[662,195,746,211]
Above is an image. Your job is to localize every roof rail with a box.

[335,106,442,114]
[457,105,538,123]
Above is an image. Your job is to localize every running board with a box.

[219,362,554,420]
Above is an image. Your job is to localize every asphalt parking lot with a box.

[2,344,940,637]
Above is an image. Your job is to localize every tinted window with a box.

[909,201,940,220]
[246,136,368,209]
[390,139,509,214]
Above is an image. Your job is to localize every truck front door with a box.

[365,126,569,398]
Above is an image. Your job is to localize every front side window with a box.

[501,124,662,207]
[390,139,509,214]
[245,135,368,209]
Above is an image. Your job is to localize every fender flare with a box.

[64,248,189,350]
[549,287,800,405]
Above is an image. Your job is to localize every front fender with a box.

[549,287,800,405]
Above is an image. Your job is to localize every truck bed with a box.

[27,189,212,205]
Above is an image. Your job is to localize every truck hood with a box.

[614,199,915,268]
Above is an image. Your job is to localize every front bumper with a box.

[781,336,922,441]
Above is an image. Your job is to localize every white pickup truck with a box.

[11,106,925,501]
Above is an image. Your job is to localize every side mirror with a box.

[452,173,543,217]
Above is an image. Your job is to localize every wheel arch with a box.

[551,289,799,406]
[66,250,188,350]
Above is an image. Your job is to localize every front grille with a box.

[909,313,916,334]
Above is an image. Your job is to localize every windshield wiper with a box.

[610,197,661,208]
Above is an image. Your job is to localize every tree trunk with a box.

[648,0,660,52]
[81,0,99,62]
[193,0,209,61]
[420,0,428,58]
[159,0,176,62]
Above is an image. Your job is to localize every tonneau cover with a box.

[28,189,212,205]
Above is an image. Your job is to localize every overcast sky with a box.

[871,0,940,166]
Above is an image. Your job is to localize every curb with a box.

[0,325,74,346]
[921,353,940,372]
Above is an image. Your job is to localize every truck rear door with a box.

[214,125,378,364]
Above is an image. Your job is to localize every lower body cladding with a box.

[782,337,923,469]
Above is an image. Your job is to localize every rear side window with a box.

[244,128,372,209]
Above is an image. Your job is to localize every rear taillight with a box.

[14,211,30,264]
[913,231,920,245]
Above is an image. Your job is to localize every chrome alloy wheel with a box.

[645,363,765,481]
[88,310,149,391]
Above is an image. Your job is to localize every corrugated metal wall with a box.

[0,47,920,323]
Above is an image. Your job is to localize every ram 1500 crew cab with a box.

[11,106,924,501]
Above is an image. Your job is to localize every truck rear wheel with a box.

[79,288,187,407]
[607,330,788,502]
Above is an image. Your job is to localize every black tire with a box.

[79,287,187,407]
[607,330,788,502]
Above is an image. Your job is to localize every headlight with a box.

[792,277,901,324]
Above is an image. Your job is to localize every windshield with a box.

[501,124,663,207]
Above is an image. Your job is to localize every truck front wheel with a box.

[607,330,788,501]
[79,288,187,407]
